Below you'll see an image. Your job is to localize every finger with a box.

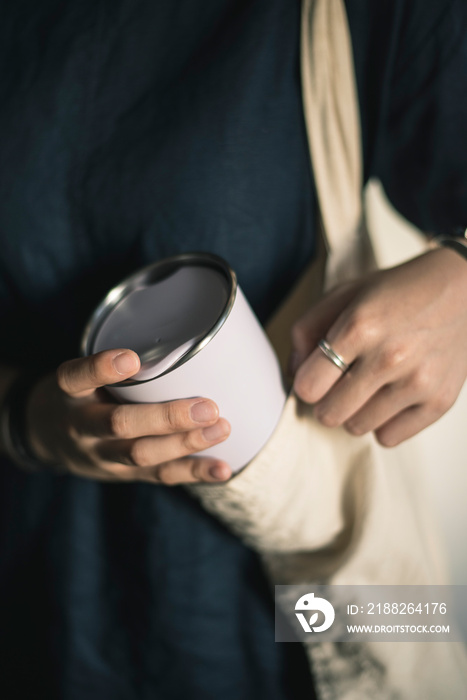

[139,457,232,485]
[312,347,411,428]
[59,454,142,482]
[73,398,220,439]
[289,281,361,373]
[293,342,355,405]
[57,349,140,398]
[293,294,380,405]
[375,383,459,447]
[82,456,231,484]
[95,418,231,467]
[344,383,417,436]
[374,404,438,447]
[311,358,379,427]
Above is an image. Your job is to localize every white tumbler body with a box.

[106,287,286,472]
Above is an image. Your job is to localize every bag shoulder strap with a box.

[267,0,368,368]
[301,0,363,261]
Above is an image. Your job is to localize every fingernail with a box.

[209,463,230,481]
[113,351,139,375]
[190,400,218,423]
[203,421,230,443]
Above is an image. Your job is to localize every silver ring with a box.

[317,339,349,373]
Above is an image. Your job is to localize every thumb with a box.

[57,349,140,398]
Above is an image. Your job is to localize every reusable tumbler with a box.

[82,253,286,472]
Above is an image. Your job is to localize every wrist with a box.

[434,230,467,262]
[427,245,467,287]
[1,371,62,473]
[26,373,60,464]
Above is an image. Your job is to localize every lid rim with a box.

[81,252,237,386]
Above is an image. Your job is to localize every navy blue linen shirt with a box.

[0,1,466,699]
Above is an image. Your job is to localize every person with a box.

[0,0,466,698]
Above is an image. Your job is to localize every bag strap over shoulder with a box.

[301,0,362,247]
[301,0,375,286]
[266,0,371,368]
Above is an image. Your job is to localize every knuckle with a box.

[409,368,432,395]
[181,430,203,453]
[342,308,376,347]
[109,406,131,438]
[190,458,204,481]
[87,355,101,385]
[129,440,151,468]
[377,343,408,373]
[155,464,176,485]
[56,363,72,394]
[164,402,187,432]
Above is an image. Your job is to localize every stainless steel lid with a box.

[81,252,237,384]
